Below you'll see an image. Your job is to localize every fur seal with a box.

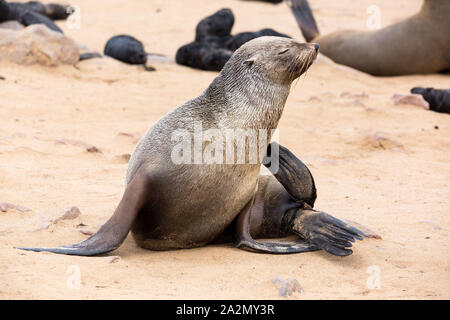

[12,1,70,20]
[411,87,450,114]
[175,9,235,71]
[195,8,234,44]
[0,0,63,33]
[225,28,290,51]
[0,0,9,21]
[36,2,71,20]
[176,8,291,71]
[104,35,155,71]
[176,9,235,71]
[287,0,450,76]
[176,42,233,71]
[17,37,366,257]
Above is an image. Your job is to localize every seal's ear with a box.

[243,56,257,66]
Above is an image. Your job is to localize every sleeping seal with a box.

[104,35,155,71]
[287,0,450,76]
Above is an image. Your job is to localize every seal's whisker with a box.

[301,50,313,84]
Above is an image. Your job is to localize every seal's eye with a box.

[278,49,289,55]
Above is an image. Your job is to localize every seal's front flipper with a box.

[287,209,368,256]
[264,142,316,207]
[285,0,320,42]
[15,168,153,256]
[235,197,319,254]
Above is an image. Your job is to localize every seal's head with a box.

[222,36,318,86]
[195,8,235,41]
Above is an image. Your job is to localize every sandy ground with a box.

[0,0,449,299]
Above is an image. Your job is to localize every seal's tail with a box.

[15,168,151,256]
[285,0,320,42]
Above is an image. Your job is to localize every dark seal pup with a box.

[287,0,450,76]
[0,0,9,21]
[104,35,155,71]
[225,28,290,51]
[12,1,71,20]
[176,8,290,71]
[0,0,64,33]
[411,87,450,114]
[176,8,235,71]
[195,8,235,44]
[17,37,366,257]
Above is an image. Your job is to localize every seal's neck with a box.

[205,73,291,130]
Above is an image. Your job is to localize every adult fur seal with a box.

[17,37,366,257]
[287,0,450,76]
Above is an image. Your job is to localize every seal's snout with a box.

[218,8,233,17]
[313,43,319,52]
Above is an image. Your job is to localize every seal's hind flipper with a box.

[236,238,319,254]
[289,209,368,256]
[285,0,320,42]
[15,168,153,256]
[235,197,319,254]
